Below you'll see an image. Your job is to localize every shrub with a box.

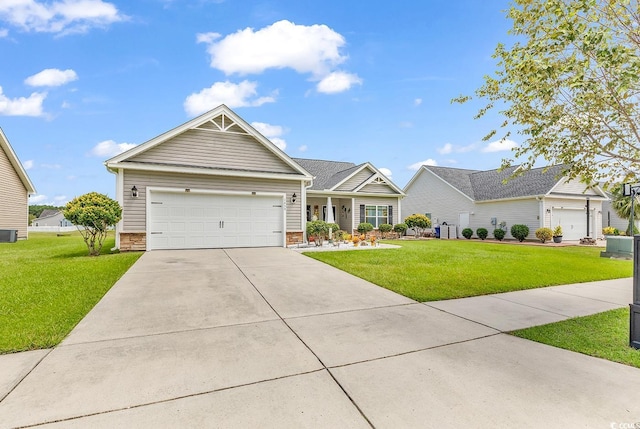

[378,223,393,238]
[357,222,374,235]
[476,228,488,240]
[343,233,352,242]
[64,192,122,256]
[493,228,506,241]
[404,214,431,237]
[535,227,553,243]
[393,223,408,235]
[511,224,530,242]
[603,226,617,235]
[461,228,473,239]
[553,225,563,237]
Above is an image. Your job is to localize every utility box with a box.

[440,225,457,240]
[0,229,18,243]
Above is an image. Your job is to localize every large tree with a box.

[455,0,640,186]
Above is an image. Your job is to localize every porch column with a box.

[326,196,335,224]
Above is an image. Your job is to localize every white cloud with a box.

[0,0,125,35]
[379,167,393,178]
[437,143,453,155]
[482,138,518,153]
[199,20,347,77]
[0,86,46,116]
[23,159,34,169]
[184,80,275,116]
[251,121,286,150]
[408,159,438,170]
[25,68,78,87]
[414,98,422,106]
[0,28,8,37]
[316,71,362,94]
[298,145,307,152]
[196,31,220,44]
[53,195,67,203]
[29,194,48,203]
[90,140,136,157]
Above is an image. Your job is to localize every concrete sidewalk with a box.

[0,249,638,428]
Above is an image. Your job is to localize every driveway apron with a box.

[0,248,639,428]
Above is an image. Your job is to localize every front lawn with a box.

[0,232,141,354]
[304,240,632,301]
[511,308,640,368]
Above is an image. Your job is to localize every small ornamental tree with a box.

[404,214,432,237]
[64,192,122,256]
[306,220,328,246]
[535,227,553,243]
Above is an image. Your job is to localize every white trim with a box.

[307,190,403,198]
[546,176,608,199]
[331,162,405,196]
[0,128,36,194]
[397,196,402,226]
[351,197,356,232]
[145,186,287,250]
[330,164,373,191]
[105,104,312,179]
[107,161,309,182]
[116,169,124,249]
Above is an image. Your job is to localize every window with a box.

[365,205,388,228]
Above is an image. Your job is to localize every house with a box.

[402,164,608,241]
[292,158,404,235]
[105,105,404,251]
[32,210,73,227]
[0,128,36,240]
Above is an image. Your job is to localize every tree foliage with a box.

[63,192,122,256]
[404,214,432,237]
[454,0,640,186]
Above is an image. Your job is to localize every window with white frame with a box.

[365,205,388,228]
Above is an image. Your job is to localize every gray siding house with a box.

[403,165,608,241]
[105,105,404,251]
[0,128,36,240]
[33,210,73,227]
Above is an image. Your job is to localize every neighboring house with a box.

[0,128,36,240]
[602,193,632,233]
[403,164,608,241]
[292,158,404,235]
[33,210,73,227]
[105,104,404,251]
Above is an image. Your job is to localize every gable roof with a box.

[37,209,61,219]
[105,104,312,180]
[0,128,36,194]
[409,164,592,202]
[292,157,404,195]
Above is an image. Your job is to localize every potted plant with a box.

[553,225,563,243]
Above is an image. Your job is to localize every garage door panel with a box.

[148,191,284,250]
[552,209,594,241]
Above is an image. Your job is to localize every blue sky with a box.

[0,0,518,206]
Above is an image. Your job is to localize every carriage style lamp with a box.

[291,193,297,204]
[131,186,139,198]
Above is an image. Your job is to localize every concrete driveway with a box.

[1,248,639,428]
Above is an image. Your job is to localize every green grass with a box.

[511,308,640,368]
[0,232,141,354]
[304,240,632,301]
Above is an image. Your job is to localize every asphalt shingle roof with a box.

[292,158,362,190]
[426,164,568,201]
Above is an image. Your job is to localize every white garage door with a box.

[551,208,594,241]
[148,191,284,250]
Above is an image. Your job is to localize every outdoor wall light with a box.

[546,208,551,213]
[131,186,139,198]
[291,193,297,203]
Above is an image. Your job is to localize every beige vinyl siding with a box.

[551,179,599,196]
[335,168,374,191]
[0,146,28,239]
[359,183,398,194]
[354,196,400,226]
[122,170,302,232]
[129,129,296,174]
[403,168,474,226]
[474,199,541,239]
